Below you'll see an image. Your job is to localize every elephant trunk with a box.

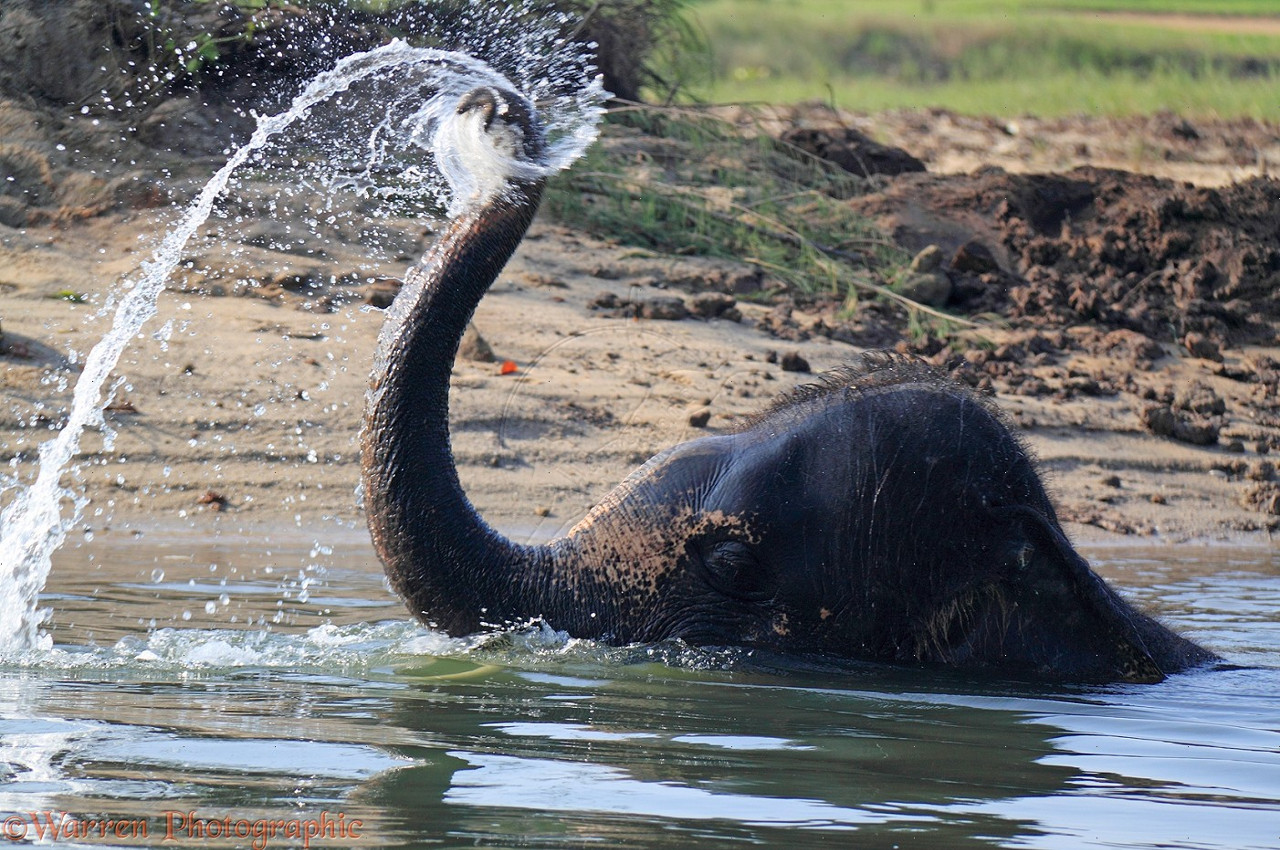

[360,179,556,634]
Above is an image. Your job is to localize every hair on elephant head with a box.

[359,85,1217,684]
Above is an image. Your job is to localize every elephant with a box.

[360,85,1217,683]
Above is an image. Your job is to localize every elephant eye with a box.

[697,539,774,601]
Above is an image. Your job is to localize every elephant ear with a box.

[691,538,776,602]
[986,504,1165,684]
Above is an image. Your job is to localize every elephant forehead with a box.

[612,505,757,566]
[725,390,1030,507]
[566,504,758,596]
[567,435,736,536]
[708,425,854,512]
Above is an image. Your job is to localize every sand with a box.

[1,186,1276,547]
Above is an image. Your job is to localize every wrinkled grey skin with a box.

[360,86,1217,683]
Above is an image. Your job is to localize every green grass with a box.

[685,0,1280,117]
[544,107,981,333]
[710,69,1280,119]
[1037,0,1280,14]
[546,108,906,295]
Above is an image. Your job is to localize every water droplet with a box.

[150,568,165,583]
[204,601,217,615]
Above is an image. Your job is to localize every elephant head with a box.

[360,85,1217,683]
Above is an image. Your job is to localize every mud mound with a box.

[851,167,1280,351]
[780,126,926,177]
[0,0,247,226]
[0,0,141,105]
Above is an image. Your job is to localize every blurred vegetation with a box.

[553,1,710,102]
[689,0,1280,118]
[1046,0,1280,12]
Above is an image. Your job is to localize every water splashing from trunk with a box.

[0,29,605,653]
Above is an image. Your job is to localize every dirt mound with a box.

[0,0,139,105]
[0,0,240,226]
[850,167,1280,351]
[780,126,926,177]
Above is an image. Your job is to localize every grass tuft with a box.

[545,105,976,331]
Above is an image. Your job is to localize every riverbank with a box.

[1,161,1277,544]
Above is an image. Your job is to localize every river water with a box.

[1,530,1276,848]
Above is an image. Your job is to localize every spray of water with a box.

[0,25,605,653]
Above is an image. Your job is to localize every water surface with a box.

[2,530,1277,848]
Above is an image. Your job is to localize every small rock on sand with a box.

[1183,332,1223,362]
[779,351,811,373]
[460,324,496,363]
[1140,404,1219,446]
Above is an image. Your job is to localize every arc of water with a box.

[0,40,527,652]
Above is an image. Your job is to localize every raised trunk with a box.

[360,180,556,634]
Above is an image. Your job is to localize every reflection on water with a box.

[1,530,1277,848]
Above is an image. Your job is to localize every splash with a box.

[0,18,606,653]
[7,620,745,677]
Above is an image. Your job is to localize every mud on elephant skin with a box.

[359,84,1217,684]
